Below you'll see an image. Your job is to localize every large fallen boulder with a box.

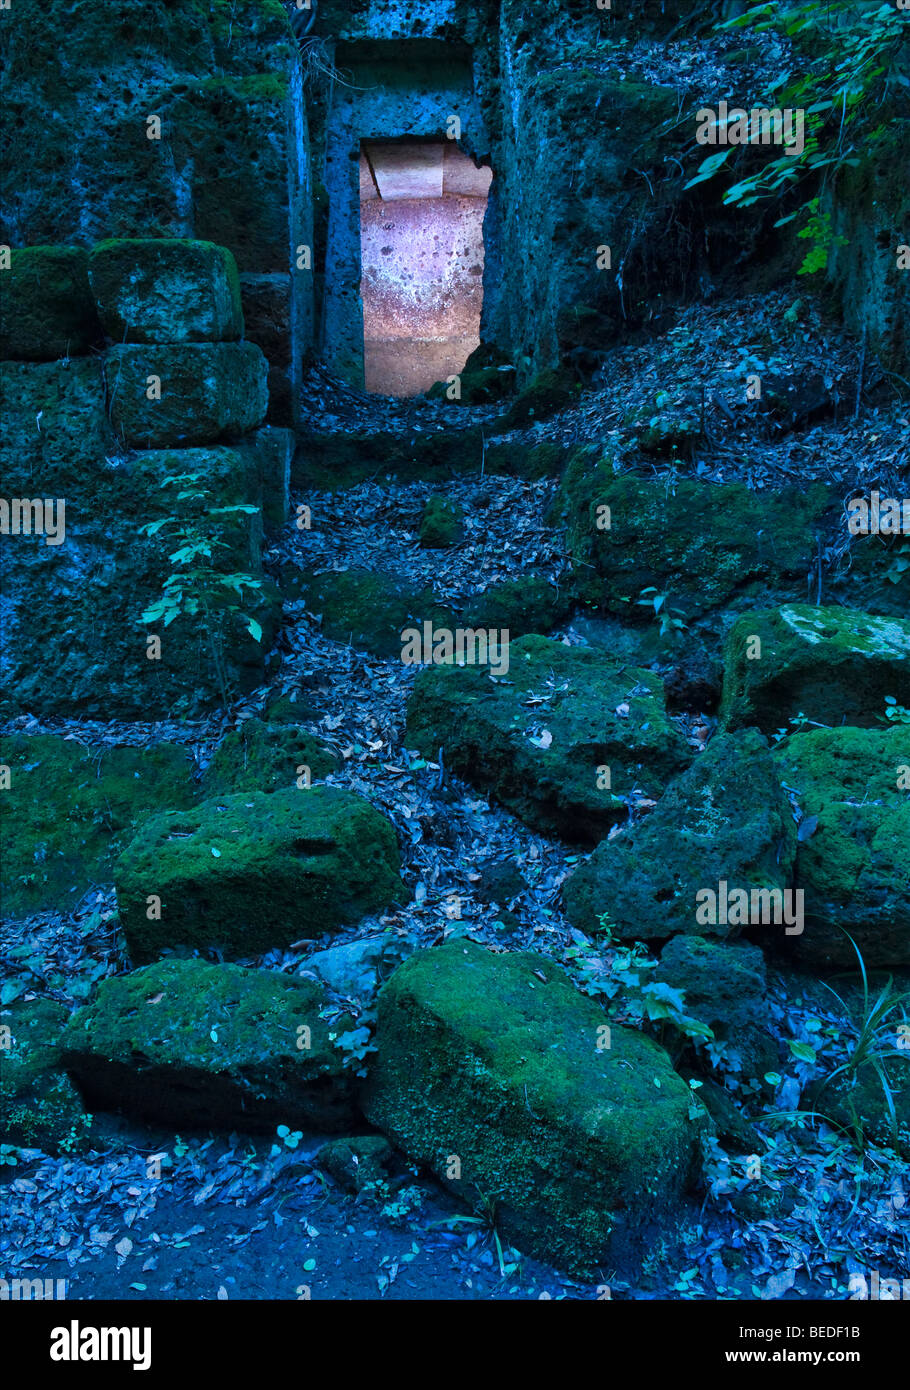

[406,635,689,840]
[361,941,708,1277]
[563,730,797,942]
[104,341,268,446]
[557,462,829,622]
[720,605,910,734]
[60,959,359,1132]
[772,727,910,967]
[114,786,407,963]
[88,237,243,344]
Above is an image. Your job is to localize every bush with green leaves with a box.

[686,2,907,273]
[139,472,264,708]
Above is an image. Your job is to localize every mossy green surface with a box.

[114,785,407,963]
[59,958,358,1132]
[104,342,269,447]
[501,368,577,427]
[0,999,91,1154]
[200,718,339,796]
[720,605,910,734]
[0,246,101,360]
[419,496,464,549]
[772,727,910,967]
[1,735,197,919]
[558,462,830,621]
[88,238,243,344]
[462,576,573,638]
[300,568,453,659]
[361,941,707,1277]
[406,635,688,840]
[317,1135,393,1193]
[563,730,797,940]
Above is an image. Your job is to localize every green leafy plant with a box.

[0,1144,20,1167]
[815,931,910,1151]
[636,586,688,639]
[882,695,910,725]
[275,1124,303,1151]
[139,472,264,709]
[429,1193,521,1278]
[565,925,714,1055]
[686,2,906,272]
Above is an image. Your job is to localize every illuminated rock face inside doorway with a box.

[359,141,492,397]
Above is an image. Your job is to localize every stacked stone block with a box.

[0,239,292,719]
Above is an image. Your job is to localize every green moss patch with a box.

[772,727,910,967]
[558,462,830,622]
[1,735,197,919]
[0,246,101,360]
[201,718,339,796]
[0,999,91,1155]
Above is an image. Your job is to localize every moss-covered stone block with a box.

[558,461,830,621]
[200,718,339,796]
[0,246,101,360]
[317,1135,394,1193]
[114,786,407,963]
[463,576,573,638]
[104,342,269,446]
[772,727,910,967]
[418,496,464,549]
[88,238,243,343]
[361,941,708,1277]
[720,606,910,734]
[238,425,294,531]
[563,730,797,941]
[300,568,454,659]
[501,368,577,427]
[406,635,689,840]
[1,735,197,919]
[0,998,91,1155]
[60,958,358,1132]
[656,936,778,1081]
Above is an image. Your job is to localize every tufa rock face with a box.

[0,246,102,360]
[104,341,269,446]
[772,727,910,968]
[563,730,796,942]
[88,238,244,344]
[60,958,360,1132]
[114,786,407,963]
[406,634,689,840]
[721,605,910,734]
[362,941,708,1277]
